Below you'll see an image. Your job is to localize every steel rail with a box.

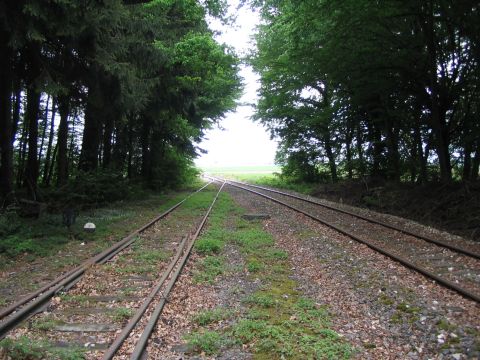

[101,235,189,359]
[0,182,213,339]
[213,177,480,260]
[219,179,480,303]
[129,181,226,360]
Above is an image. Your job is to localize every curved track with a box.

[210,176,480,303]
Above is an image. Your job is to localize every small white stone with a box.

[433,300,439,305]
[80,242,85,246]
[448,267,454,271]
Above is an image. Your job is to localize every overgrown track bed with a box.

[0,181,225,359]
[212,177,480,303]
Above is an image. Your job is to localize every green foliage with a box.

[193,307,232,326]
[184,330,229,355]
[112,307,134,322]
[49,170,133,208]
[193,256,225,284]
[0,0,242,205]
[244,294,275,308]
[0,337,84,360]
[195,238,223,255]
[234,228,274,251]
[251,0,480,184]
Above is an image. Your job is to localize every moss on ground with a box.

[187,192,353,359]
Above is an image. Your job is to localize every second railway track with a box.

[0,181,225,359]
[209,176,480,303]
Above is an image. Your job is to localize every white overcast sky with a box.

[194,0,278,168]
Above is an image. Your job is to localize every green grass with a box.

[0,187,198,263]
[193,256,225,284]
[193,307,233,326]
[205,170,317,196]
[184,330,230,355]
[59,294,90,304]
[185,192,353,358]
[111,307,134,322]
[0,337,84,360]
[31,317,64,331]
[195,238,223,255]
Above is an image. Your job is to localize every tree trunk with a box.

[38,95,50,164]
[102,112,115,168]
[141,116,151,180]
[112,116,128,172]
[366,117,384,178]
[11,83,22,144]
[0,30,14,201]
[356,120,365,176]
[17,115,29,187]
[423,1,452,182]
[385,118,400,181]
[79,85,101,172]
[68,111,76,173]
[46,143,58,186]
[56,96,70,185]
[42,98,57,185]
[323,129,337,182]
[463,143,472,182]
[127,123,134,178]
[345,119,353,179]
[24,87,41,200]
[472,143,480,181]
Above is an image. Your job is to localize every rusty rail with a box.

[221,177,480,260]
[0,182,213,339]
[211,177,480,303]
[120,181,225,360]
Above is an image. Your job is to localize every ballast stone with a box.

[242,213,271,221]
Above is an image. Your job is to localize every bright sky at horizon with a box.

[194,0,278,168]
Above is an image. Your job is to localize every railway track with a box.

[208,176,480,303]
[0,181,225,359]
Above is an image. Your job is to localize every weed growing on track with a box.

[187,192,353,358]
[31,316,64,331]
[193,256,225,284]
[184,330,231,355]
[193,308,233,326]
[111,307,134,322]
[0,337,84,360]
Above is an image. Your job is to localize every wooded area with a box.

[0,0,241,206]
[251,0,479,184]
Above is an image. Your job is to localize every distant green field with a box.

[200,165,280,174]
[199,165,317,195]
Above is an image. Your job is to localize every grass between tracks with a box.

[187,192,353,359]
[0,180,208,304]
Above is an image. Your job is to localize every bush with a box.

[195,238,223,254]
[48,170,133,209]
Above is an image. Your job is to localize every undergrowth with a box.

[0,337,84,360]
[0,180,209,264]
